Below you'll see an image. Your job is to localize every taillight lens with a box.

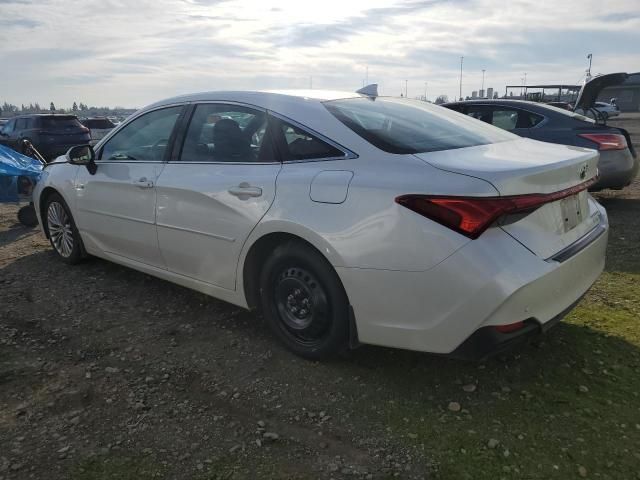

[579,133,627,151]
[395,178,596,239]
[493,321,526,333]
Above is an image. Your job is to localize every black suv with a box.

[0,114,91,161]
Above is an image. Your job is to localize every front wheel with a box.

[44,193,85,264]
[259,241,350,360]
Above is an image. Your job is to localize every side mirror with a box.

[66,144,97,174]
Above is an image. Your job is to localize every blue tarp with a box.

[0,144,43,202]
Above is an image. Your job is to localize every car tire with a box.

[259,241,350,360]
[44,192,86,264]
[17,204,38,227]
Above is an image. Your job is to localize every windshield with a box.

[324,97,516,154]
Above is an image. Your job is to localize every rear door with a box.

[75,105,185,267]
[155,102,281,290]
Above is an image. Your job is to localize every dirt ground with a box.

[1,116,639,480]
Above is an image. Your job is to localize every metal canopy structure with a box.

[504,84,581,102]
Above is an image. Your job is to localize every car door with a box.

[74,105,185,267]
[155,102,281,290]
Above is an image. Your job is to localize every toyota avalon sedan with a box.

[33,89,608,360]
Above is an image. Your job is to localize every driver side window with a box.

[100,106,183,161]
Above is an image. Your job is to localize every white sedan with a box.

[33,89,608,360]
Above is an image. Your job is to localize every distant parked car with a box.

[81,117,116,145]
[592,102,620,118]
[0,114,90,161]
[443,99,637,191]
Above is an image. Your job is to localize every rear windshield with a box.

[40,116,83,129]
[324,97,515,154]
[542,104,595,123]
[83,118,115,129]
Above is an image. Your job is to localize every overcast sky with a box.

[1,0,639,108]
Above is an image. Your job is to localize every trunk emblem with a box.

[579,164,588,179]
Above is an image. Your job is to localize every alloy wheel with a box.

[47,201,74,258]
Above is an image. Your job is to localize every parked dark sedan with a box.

[443,100,637,191]
[0,114,91,161]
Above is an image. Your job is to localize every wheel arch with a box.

[38,186,61,238]
[238,222,346,311]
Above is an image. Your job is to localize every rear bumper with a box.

[337,204,608,355]
[449,295,583,360]
[590,149,638,190]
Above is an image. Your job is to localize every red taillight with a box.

[579,133,627,151]
[395,178,596,239]
[493,321,526,333]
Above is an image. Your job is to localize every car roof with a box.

[14,114,78,118]
[147,89,362,111]
[445,99,546,107]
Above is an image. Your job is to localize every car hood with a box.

[574,72,628,111]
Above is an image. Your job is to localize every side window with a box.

[275,119,345,161]
[525,111,545,127]
[179,104,273,163]
[466,106,494,124]
[100,106,182,161]
[15,118,27,130]
[491,109,518,130]
[1,120,14,134]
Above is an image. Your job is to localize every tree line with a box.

[0,101,135,118]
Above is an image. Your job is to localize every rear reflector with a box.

[579,133,627,151]
[395,177,596,239]
[493,321,526,334]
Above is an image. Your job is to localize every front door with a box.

[155,103,281,290]
[74,105,184,267]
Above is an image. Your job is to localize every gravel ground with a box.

[1,115,639,480]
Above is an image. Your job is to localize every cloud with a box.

[0,0,638,106]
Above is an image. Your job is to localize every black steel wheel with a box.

[260,241,350,360]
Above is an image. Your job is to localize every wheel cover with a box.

[47,201,74,258]
[273,267,331,345]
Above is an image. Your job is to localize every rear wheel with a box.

[44,193,85,264]
[259,241,350,360]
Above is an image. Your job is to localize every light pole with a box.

[459,56,464,100]
[405,79,408,98]
[587,53,593,78]
[424,82,428,101]
[481,69,485,96]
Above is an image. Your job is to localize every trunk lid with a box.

[413,138,603,258]
[574,72,628,112]
[413,138,599,196]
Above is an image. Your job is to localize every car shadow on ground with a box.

[0,222,38,248]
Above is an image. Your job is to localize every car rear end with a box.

[82,118,116,145]
[34,115,91,160]
[574,126,638,190]
[324,98,609,358]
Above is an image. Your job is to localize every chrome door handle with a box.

[134,177,154,188]
[228,183,262,198]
